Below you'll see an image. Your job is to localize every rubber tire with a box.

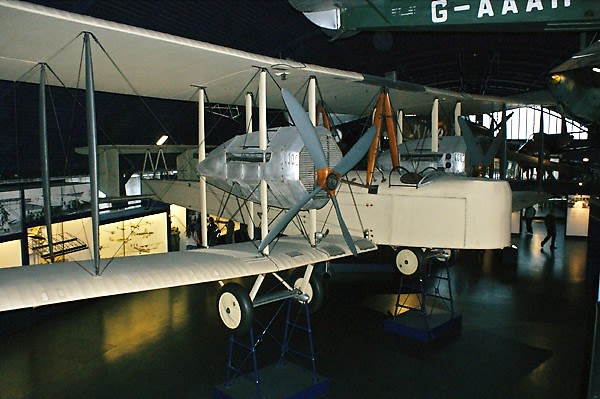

[216,283,253,335]
[291,271,325,313]
[395,247,424,276]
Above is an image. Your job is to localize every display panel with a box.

[0,190,22,238]
[23,183,90,226]
[28,218,91,264]
[0,240,22,268]
[99,213,167,258]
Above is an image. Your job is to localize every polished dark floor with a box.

[0,219,596,399]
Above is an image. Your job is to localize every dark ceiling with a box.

[0,0,598,180]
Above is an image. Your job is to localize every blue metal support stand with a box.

[214,299,329,398]
[280,297,319,383]
[384,258,462,342]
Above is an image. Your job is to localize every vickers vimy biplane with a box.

[0,1,517,333]
[0,0,380,335]
[0,82,377,334]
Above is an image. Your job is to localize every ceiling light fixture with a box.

[593,67,600,73]
[550,74,563,84]
[156,134,169,146]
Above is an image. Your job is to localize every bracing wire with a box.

[9,36,170,272]
[88,33,173,141]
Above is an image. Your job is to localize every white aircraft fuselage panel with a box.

[325,171,512,250]
[146,171,511,251]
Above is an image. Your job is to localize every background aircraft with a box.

[289,0,600,33]
[548,39,600,124]
[289,1,600,129]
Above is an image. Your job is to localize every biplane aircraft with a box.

[0,0,516,332]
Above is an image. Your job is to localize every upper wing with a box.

[0,235,376,312]
[0,0,540,119]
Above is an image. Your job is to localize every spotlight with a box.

[550,74,563,85]
[155,134,168,146]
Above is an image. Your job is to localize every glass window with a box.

[468,106,587,140]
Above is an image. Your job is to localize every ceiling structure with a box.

[0,0,598,179]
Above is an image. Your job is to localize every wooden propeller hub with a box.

[316,167,340,195]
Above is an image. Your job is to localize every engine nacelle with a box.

[197,126,342,210]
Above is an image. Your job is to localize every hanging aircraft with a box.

[548,39,600,124]
[289,0,600,34]
[0,1,520,332]
[458,116,596,183]
[290,1,600,126]
[513,131,598,180]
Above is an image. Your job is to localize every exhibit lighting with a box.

[550,74,562,84]
[592,67,600,73]
[583,157,590,163]
[156,134,169,146]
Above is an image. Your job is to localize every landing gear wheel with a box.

[217,283,254,335]
[395,247,424,276]
[291,271,325,313]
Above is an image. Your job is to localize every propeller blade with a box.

[258,187,322,252]
[331,195,357,256]
[281,88,328,169]
[334,126,377,176]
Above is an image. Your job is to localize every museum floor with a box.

[0,219,596,399]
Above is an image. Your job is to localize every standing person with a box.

[207,217,220,246]
[225,219,235,244]
[193,214,201,243]
[524,205,536,235]
[541,212,557,250]
[185,222,198,250]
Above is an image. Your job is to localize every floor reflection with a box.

[0,221,593,399]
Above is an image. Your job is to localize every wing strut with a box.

[366,89,399,186]
[198,87,208,248]
[84,33,101,276]
[39,64,54,263]
[308,77,318,248]
[259,70,269,255]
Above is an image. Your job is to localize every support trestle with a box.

[384,256,462,342]
[213,298,329,399]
